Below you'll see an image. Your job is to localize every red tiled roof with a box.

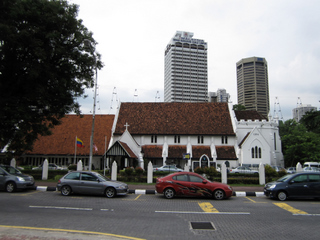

[192,146,211,159]
[142,145,162,158]
[119,141,138,158]
[114,102,235,136]
[168,145,187,158]
[216,146,238,160]
[25,114,114,156]
[234,110,267,121]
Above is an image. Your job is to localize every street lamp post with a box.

[84,39,97,171]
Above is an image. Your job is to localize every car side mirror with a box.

[202,180,207,184]
[289,180,295,184]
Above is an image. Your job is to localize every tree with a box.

[232,104,246,111]
[279,119,320,167]
[0,0,103,159]
[300,110,320,134]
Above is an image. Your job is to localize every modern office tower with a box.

[236,57,270,116]
[164,31,208,102]
[292,104,317,122]
[208,89,230,102]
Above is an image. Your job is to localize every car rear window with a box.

[309,174,320,182]
[65,172,80,180]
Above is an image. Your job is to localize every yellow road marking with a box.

[134,194,142,200]
[198,202,219,213]
[274,203,308,215]
[0,225,145,240]
[245,197,256,203]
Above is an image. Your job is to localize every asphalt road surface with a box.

[1,190,319,240]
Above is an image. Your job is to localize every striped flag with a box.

[76,138,84,148]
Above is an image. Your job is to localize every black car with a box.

[264,172,320,201]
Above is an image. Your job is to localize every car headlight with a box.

[117,185,126,189]
[17,176,25,182]
[268,184,276,189]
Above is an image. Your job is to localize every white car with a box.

[229,166,259,174]
[285,167,296,174]
[303,167,320,172]
[32,163,66,170]
[153,165,183,172]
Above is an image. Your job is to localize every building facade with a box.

[164,31,208,102]
[236,57,270,117]
[292,104,317,122]
[208,89,230,103]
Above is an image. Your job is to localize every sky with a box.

[70,0,320,120]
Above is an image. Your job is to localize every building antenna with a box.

[273,97,283,120]
[155,91,160,102]
[133,89,139,102]
[109,87,119,111]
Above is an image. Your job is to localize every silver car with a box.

[229,166,259,174]
[153,165,184,172]
[57,171,128,198]
[0,165,35,192]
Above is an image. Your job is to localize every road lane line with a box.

[273,203,308,215]
[155,210,250,215]
[0,225,145,240]
[29,206,92,211]
[198,202,219,213]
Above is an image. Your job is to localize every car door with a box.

[0,168,6,190]
[307,174,320,198]
[171,174,189,195]
[79,173,103,195]
[287,174,310,198]
[186,174,212,197]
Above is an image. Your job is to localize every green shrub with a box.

[54,175,63,181]
[194,167,204,174]
[68,164,77,170]
[265,164,277,177]
[135,167,144,175]
[124,167,134,176]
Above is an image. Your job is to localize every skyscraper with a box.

[164,31,208,102]
[236,57,270,117]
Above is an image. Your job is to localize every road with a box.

[0,190,319,239]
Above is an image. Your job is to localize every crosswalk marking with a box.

[273,203,308,215]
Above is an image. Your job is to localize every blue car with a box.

[264,172,320,201]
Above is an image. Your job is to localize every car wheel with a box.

[277,191,287,201]
[213,189,225,200]
[105,187,116,198]
[6,182,16,193]
[163,188,175,199]
[61,185,72,196]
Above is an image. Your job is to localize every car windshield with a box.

[276,174,293,182]
[1,166,21,174]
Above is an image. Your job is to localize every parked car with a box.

[32,163,66,170]
[153,165,183,172]
[156,172,233,200]
[303,167,320,172]
[285,167,296,174]
[229,166,258,174]
[57,171,128,198]
[264,172,320,201]
[0,165,35,193]
[271,166,286,172]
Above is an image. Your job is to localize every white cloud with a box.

[71,0,320,120]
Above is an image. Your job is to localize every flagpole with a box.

[74,136,77,164]
[104,136,107,176]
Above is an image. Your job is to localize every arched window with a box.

[251,146,262,159]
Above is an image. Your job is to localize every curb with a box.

[35,186,265,197]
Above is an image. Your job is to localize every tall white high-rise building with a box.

[164,31,208,102]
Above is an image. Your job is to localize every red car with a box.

[156,172,233,200]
